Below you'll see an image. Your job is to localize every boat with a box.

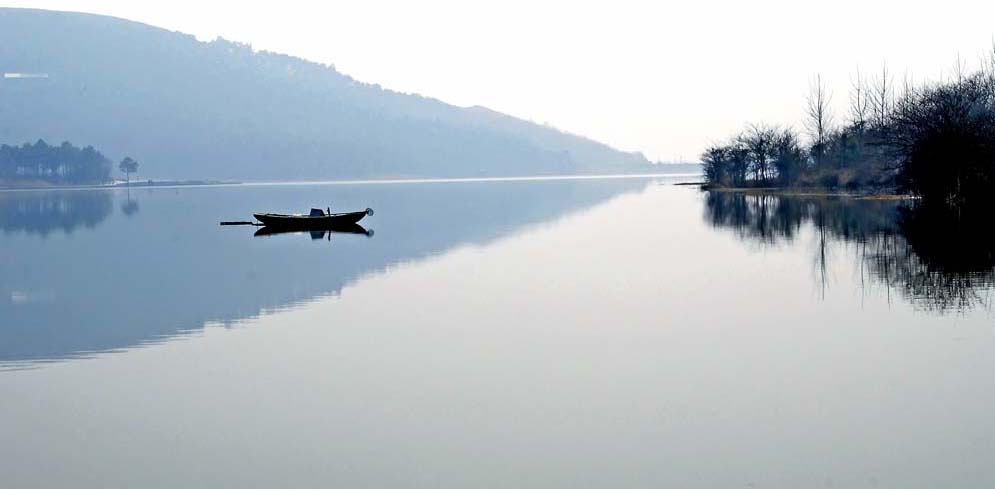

[253,207,373,228]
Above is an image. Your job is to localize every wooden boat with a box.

[253,207,373,228]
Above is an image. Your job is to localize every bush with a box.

[886,72,995,205]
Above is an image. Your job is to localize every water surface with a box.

[1,176,993,488]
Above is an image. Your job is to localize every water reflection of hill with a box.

[704,192,995,312]
[0,179,651,366]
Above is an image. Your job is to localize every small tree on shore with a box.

[701,144,730,185]
[119,157,139,185]
[742,123,779,184]
[773,128,806,185]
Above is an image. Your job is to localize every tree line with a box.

[0,139,140,186]
[702,47,995,207]
[1,139,111,184]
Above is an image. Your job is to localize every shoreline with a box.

[694,183,913,201]
[0,179,240,192]
[0,172,702,192]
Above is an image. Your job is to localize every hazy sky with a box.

[6,1,995,161]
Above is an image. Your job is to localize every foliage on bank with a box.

[702,49,995,207]
[1,139,111,185]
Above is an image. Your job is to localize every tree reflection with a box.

[0,190,113,236]
[121,199,140,216]
[704,191,995,312]
[120,189,139,217]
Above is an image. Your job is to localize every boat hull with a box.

[253,210,368,228]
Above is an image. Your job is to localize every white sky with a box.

[6,1,995,161]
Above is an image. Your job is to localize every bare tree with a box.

[988,41,995,79]
[849,68,870,130]
[740,123,779,183]
[701,144,730,185]
[893,71,918,128]
[772,127,806,184]
[902,71,915,96]
[806,74,834,166]
[953,53,968,83]
[869,64,893,128]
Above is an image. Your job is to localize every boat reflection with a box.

[253,223,374,239]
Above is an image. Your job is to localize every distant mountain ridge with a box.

[0,8,655,180]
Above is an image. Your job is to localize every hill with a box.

[0,8,655,180]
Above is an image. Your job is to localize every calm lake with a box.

[1,175,993,488]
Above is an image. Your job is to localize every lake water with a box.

[2,175,994,488]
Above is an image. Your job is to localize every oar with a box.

[219,221,262,226]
